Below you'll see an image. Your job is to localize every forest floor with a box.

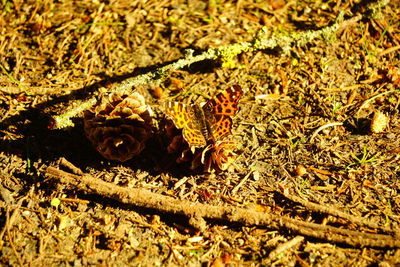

[1,0,400,266]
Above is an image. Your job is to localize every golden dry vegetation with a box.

[1,0,400,266]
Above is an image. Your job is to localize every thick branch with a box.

[45,166,400,248]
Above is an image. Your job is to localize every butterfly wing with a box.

[203,85,243,141]
[165,102,207,147]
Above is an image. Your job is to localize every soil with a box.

[1,0,400,266]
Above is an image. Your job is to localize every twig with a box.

[278,190,399,235]
[6,207,24,267]
[51,12,362,129]
[0,187,31,243]
[267,236,305,262]
[0,62,27,94]
[52,48,220,129]
[127,217,165,235]
[52,97,98,129]
[379,44,400,56]
[231,170,253,195]
[44,165,400,248]
[356,89,400,117]
[58,197,90,204]
[309,122,343,143]
[58,157,84,175]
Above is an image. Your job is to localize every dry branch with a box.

[52,12,362,129]
[279,190,399,235]
[45,163,400,248]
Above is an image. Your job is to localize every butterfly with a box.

[165,85,242,148]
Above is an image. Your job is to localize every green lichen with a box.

[217,42,252,69]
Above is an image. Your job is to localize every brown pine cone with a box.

[209,140,237,171]
[190,140,237,172]
[84,92,153,162]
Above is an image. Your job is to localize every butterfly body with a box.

[165,85,242,148]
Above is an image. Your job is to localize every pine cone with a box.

[210,140,237,171]
[189,140,237,172]
[84,92,153,162]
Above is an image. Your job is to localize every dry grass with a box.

[1,0,400,266]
